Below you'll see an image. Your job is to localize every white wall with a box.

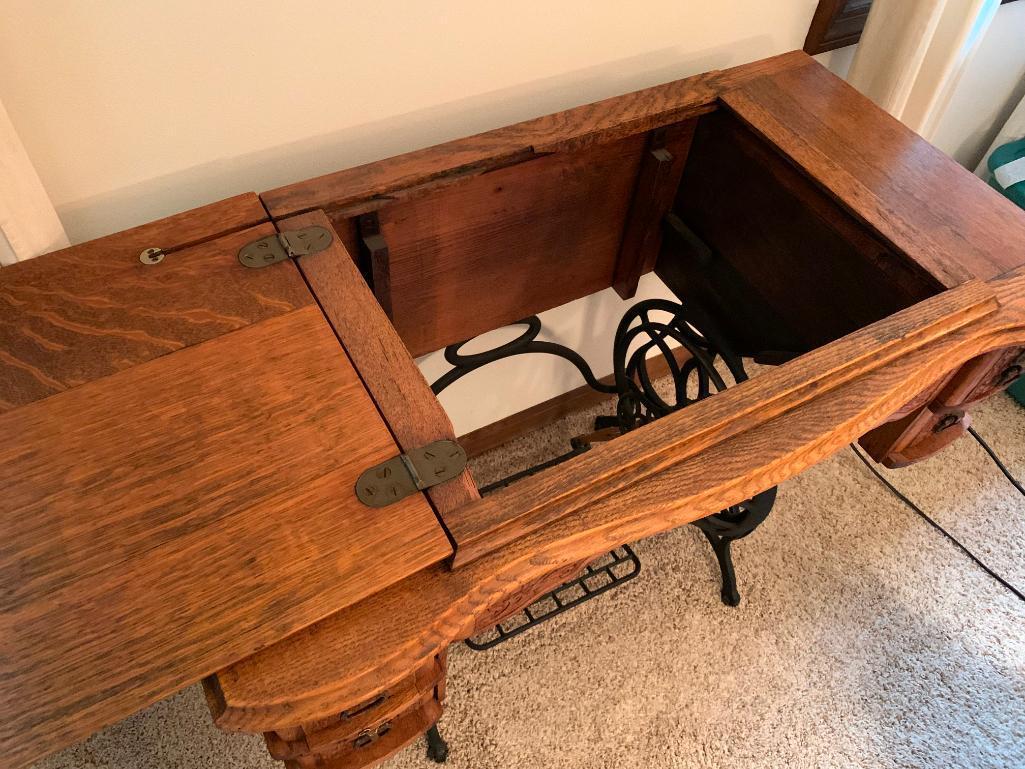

[1,1,1019,437]
[0,0,821,244]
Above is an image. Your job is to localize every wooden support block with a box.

[612,120,697,299]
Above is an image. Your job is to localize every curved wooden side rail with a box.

[207,267,1025,734]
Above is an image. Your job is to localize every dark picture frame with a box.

[804,0,1019,56]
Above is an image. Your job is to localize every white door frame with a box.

[0,97,68,265]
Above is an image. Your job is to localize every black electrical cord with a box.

[850,442,1025,604]
[968,425,1025,498]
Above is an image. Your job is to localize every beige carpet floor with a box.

[34,391,1025,769]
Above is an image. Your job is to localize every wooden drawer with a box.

[860,347,1025,467]
[285,695,443,769]
[264,653,446,761]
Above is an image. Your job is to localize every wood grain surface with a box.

[259,52,810,220]
[441,280,998,566]
[0,204,308,412]
[0,306,451,769]
[210,267,1025,731]
[371,135,646,356]
[288,209,480,520]
[720,60,1025,285]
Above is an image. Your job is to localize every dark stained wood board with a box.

[370,134,647,356]
[0,198,307,412]
[803,0,872,54]
[720,60,1025,285]
[0,306,452,769]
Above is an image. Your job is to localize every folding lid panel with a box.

[0,198,451,769]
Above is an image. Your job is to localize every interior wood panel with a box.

[0,207,308,412]
[0,306,451,769]
[370,134,647,356]
[720,60,1025,284]
[665,109,942,357]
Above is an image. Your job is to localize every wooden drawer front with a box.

[265,653,445,760]
[860,347,1025,467]
[285,694,442,769]
[859,402,968,468]
[937,347,1025,406]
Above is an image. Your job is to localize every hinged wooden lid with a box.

[0,197,451,769]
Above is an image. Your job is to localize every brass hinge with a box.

[237,225,333,268]
[355,440,467,508]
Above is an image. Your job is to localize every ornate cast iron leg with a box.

[425,723,449,763]
[697,528,741,606]
[690,488,776,607]
[431,301,780,611]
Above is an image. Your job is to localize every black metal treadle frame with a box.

[422,298,779,763]
[429,298,778,642]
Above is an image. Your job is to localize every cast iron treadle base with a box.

[465,545,641,651]
[424,724,448,763]
[698,529,740,606]
[431,299,778,618]
[689,487,777,607]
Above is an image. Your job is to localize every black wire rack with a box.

[464,545,641,651]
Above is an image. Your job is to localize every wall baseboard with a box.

[458,347,691,458]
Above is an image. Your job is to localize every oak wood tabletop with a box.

[0,224,451,769]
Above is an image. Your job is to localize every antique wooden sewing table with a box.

[5,51,1025,769]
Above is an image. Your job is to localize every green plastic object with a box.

[1008,376,1025,407]
[988,137,1025,210]
[987,138,1025,406]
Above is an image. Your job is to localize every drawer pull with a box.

[352,721,393,749]
[353,732,373,748]
[341,692,387,720]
